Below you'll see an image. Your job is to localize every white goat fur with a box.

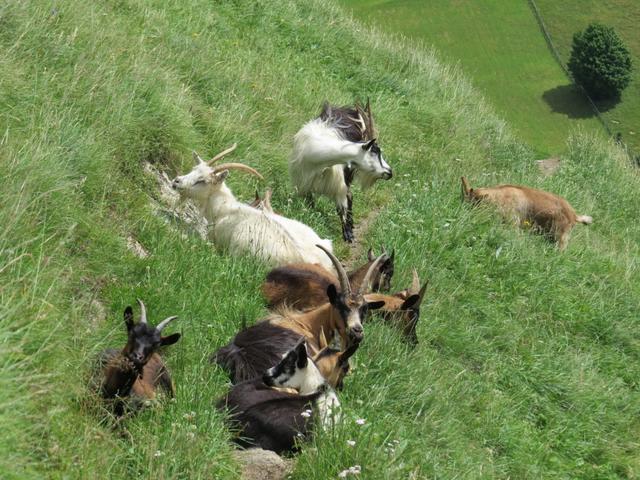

[289,117,390,209]
[172,161,334,270]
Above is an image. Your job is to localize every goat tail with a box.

[576,215,593,225]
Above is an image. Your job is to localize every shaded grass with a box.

[339,0,605,156]
[535,0,640,153]
[0,0,638,478]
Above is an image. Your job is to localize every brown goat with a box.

[261,248,394,311]
[461,177,592,250]
[97,300,180,415]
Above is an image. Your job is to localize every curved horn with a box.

[207,143,237,165]
[156,315,178,332]
[316,244,351,297]
[193,151,205,165]
[212,163,264,180]
[137,299,147,324]
[340,342,360,364]
[358,254,385,295]
[413,279,429,309]
[461,176,471,199]
[366,98,377,140]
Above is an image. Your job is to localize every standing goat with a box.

[172,144,334,270]
[461,177,593,251]
[290,100,393,242]
[97,300,180,415]
[218,340,345,453]
[262,247,394,310]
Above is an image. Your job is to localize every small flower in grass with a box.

[301,409,312,418]
[355,418,366,426]
[346,440,356,447]
[186,431,196,440]
[338,465,362,477]
[153,450,163,458]
[183,411,196,421]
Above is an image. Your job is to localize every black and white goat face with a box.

[263,341,326,395]
[356,139,392,180]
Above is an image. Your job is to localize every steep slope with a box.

[0,0,638,478]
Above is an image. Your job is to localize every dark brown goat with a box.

[218,340,345,453]
[97,300,180,415]
[261,248,394,311]
[213,321,356,390]
[461,177,593,251]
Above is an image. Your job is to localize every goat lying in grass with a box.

[172,144,334,270]
[97,300,180,415]
[461,177,593,251]
[290,100,392,242]
[263,254,428,345]
[218,340,346,453]
[262,247,394,310]
[214,245,385,384]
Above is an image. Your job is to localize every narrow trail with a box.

[345,205,384,269]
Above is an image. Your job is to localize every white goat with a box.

[171,144,334,270]
[289,100,393,242]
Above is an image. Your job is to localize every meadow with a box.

[1,0,639,478]
[340,0,606,157]
[535,0,640,154]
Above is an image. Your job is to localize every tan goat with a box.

[461,177,592,251]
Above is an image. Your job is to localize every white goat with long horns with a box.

[172,144,334,269]
[289,100,393,242]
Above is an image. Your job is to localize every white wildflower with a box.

[355,418,366,425]
[346,440,356,447]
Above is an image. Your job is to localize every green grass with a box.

[339,0,606,157]
[535,0,640,154]
[1,0,639,478]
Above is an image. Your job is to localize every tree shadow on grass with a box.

[542,84,598,119]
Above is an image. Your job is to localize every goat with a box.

[214,245,385,384]
[461,177,593,251]
[266,245,386,351]
[364,269,428,345]
[171,144,334,270]
[261,247,394,310]
[263,253,428,345]
[97,300,180,415]
[218,339,346,453]
[289,100,393,242]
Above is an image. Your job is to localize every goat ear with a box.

[160,333,181,346]
[401,294,420,310]
[212,170,229,182]
[295,341,308,369]
[124,306,134,331]
[367,248,375,262]
[362,139,376,151]
[367,300,386,311]
[327,284,339,306]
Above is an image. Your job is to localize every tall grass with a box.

[0,0,638,478]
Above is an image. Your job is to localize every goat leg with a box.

[338,202,354,243]
[304,193,315,209]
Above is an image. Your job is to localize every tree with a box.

[568,23,632,100]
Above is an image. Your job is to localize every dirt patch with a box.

[126,236,149,258]
[346,206,384,268]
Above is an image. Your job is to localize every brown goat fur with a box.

[261,249,394,311]
[461,177,592,250]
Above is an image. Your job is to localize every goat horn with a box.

[366,97,377,140]
[193,151,205,164]
[212,163,264,180]
[137,299,147,324]
[461,176,471,198]
[263,188,273,213]
[340,342,360,363]
[316,244,351,297]
[358,254,385,295]
[411,268,420,294]
[413,279,429,309]
[156,315,178,332]
[207,143,238,165]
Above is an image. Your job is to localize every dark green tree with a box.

[568,23,632,100]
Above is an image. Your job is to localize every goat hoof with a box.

[343,232,355,243]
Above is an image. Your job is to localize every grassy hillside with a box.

[535,0,640,153]
[339,0,606,156]
[1,0,639,478]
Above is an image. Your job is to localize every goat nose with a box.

[385,169,393,179]
[350,324,363,336]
